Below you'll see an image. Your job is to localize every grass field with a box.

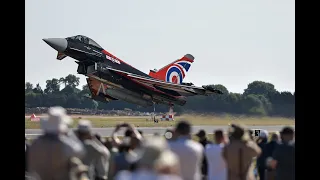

[25,114,294,129]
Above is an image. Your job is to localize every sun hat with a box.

[126,136,178,168]
[40,106,73,133]
[77,120,92,134]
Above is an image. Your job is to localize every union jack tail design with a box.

[148,54,194,84]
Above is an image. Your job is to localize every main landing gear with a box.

[151,102,175,123]
[152,102,174,115]
[168,104,174,116]
[152,102,158,123]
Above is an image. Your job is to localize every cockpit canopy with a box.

[67,35,102,48]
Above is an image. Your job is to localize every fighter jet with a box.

[43,35,222,110]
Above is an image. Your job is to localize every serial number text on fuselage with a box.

[106,55,121,64]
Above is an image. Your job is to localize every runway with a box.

[25,125,294,139]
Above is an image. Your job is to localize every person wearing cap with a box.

[169,120,204,180]
[222,123,261,180]
[205,129,228,180]
[269,127,295,180]
[76,120,110,180]
[115,136,182,180]
[28,106,86,180]
[256,130,269,180]
[196,129,213,179]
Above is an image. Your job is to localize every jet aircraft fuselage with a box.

[43,35,222,108]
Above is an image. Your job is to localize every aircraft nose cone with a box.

[43,38,68,52]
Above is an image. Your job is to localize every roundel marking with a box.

[166,65,183,84]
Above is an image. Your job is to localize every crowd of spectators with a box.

[25,106,295,180]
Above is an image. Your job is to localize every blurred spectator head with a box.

[156,150,180,175]
[271,132,280,142]
[40,106,72,134]
[196,129,206,140]
[107,136,119,148]
[228,123,250,141]
[130,136,141,150]
[76,120,92,140]
[280,126,294,142]
[175,120,191,137]
[214,129,224,143]
[259,130,269,140]
[130,136,179,173]
[118,137,131,153]
[248,129,254,140]
[125,129,133,137]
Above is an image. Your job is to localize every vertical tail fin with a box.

[149,54,194,84]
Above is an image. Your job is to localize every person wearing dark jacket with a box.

[256,130,269,180]
[269,127,295,180]
[196,129,212,179]
[263,133,280,180]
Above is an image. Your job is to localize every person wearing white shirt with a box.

[205,129,227,180]
[168,121,204,180]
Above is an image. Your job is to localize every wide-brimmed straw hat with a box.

[40,106,73,133]
[126,136,179,168]
[77,120,92,134]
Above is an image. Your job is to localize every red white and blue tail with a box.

[148,54,194,84]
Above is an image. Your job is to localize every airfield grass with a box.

[25,114,294,129]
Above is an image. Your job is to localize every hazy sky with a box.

[25,0,295,93]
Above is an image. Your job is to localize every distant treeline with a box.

[25,74,295,117]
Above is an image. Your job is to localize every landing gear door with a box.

[87,62,98,74]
